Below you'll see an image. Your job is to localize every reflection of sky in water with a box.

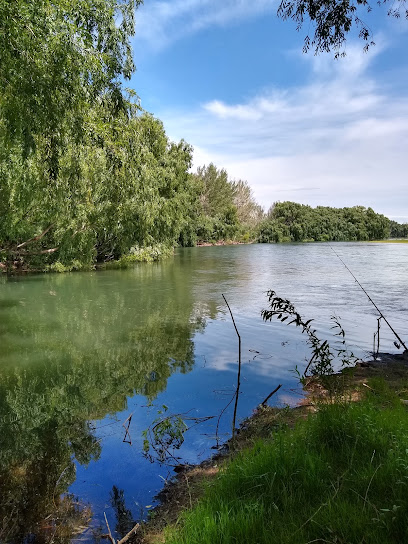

[1,242,407,541]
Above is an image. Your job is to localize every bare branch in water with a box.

[222,294,242,441]
[261,384,283,407]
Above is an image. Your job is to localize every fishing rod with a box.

[329,244,407,352]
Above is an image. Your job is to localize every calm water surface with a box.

[0,243,407,542]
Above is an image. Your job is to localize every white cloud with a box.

[158,45,408,221]
[204,94,289,121]
[134,0,275,49]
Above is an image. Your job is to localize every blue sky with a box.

[129,1,408,222]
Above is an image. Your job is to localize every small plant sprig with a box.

[261,290,359,380]
[142,406,214,466]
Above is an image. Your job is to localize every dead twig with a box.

[118,523,140,544]
[261,384,282,407]
[122,413,133,445]
[103,512,116,544]
[215,390,236,448]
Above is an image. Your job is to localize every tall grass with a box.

[165,381,408,544]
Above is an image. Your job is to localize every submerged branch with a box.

[261,384,282,407]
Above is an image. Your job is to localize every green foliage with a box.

[166,383,408,544]
[142,407,188,465]
[0,1,204,272]
[258,201,391,243]
[277,0,407,56]
[390,220,408,238]
[142,409,215,466]
[102,245,174,269]
[0,0,140,153]
[0,4,262,269]
[231,179,264,228]
[184,164,264,245]
[0,107,195,271]
[190,164,239,243]
[262,290,358,385]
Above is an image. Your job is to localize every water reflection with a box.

[0,263,205,543]
[0,243,407,543]
[110,486,136,539]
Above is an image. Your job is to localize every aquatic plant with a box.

[261,290,359,381]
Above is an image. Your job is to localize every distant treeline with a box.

[390,220,408,238]
[182,163,264,246]
[258,201,406,243]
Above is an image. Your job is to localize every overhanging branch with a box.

[16,223,54,249]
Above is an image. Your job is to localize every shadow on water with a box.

[0,299,20,310]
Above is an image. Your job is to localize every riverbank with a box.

[0,244,174,274]
[196,240,247,247]
[130,352,408,544]
[370,239,408,243]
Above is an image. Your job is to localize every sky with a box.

[129,1,408,222]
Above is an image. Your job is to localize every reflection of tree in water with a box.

[0,266,212,543]
[110,486,136,539]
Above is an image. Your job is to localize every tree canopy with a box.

[0,0,140,153]
[184,164,264,245]
[0,104,196,271]
[258,201,391,242]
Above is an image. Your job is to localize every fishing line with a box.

[328,244,407,352]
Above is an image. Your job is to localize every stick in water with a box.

[222,294,241,441]
[261,384,283,407]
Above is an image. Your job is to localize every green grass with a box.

[165,381,408,544]
[370,239,408,243]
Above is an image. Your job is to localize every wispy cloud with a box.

[159,45,408,220]
[134,0,275,49]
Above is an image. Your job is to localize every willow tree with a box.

[0,105,195,270]
[0,1,198,270]
[0,0,140,153]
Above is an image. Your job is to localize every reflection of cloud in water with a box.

[200,350,237,372]
[278,393,304,407]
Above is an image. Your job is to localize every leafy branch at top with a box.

[277,0,407,56]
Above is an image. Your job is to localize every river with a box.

[0,242,407,542]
